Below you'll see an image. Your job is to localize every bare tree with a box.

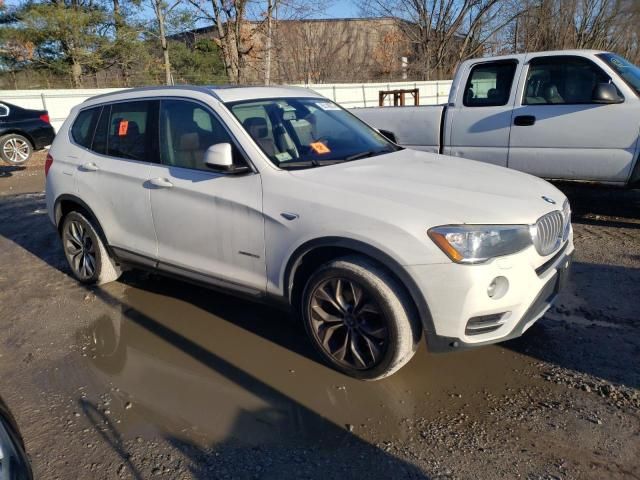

[359,0,526,79]
[147,0,183,85]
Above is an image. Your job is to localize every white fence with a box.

[0,80,453,132]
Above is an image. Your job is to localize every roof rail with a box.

[84,85,223,103]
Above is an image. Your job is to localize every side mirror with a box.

[592,83,623,104]
[0,398,33,480]
[204,143,250,174]
[378,129,398,143]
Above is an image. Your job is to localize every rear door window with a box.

[0,104,8,117]
[71,107,101,148]
[105,101,157,161]
[463,61,518,107]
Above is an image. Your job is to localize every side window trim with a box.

[0,104,9,117]
[89,106,104,152]
[462,59,519,107]
[522,55,620,106]
[158,98,255,173]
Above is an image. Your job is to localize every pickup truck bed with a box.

[353,105,444,153]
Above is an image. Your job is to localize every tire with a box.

[301,255,421,380]
[0,134,33,166]
[61,211,121,285]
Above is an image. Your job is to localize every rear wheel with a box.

[0,134,32,166]
[301,255,420,380]
[61,211,121,285]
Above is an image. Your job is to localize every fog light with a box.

[487,276,508,300]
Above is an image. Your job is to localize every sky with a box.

[322,1,360,18]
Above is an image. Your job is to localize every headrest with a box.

[243,117,269,139]
[179,132,199,151]
[127,121,140,136]
[543,84,561,100]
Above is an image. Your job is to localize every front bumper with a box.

[407,239,574,353]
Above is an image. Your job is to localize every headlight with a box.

[428,225,532,264]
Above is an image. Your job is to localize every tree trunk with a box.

[71,60,82,87]
[264,0,273,85]
[155,0,172,85]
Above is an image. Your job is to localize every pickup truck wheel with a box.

[301,255,420,380]
[0,134,32,166]
[61,211,121,285]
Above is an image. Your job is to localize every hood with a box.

[289,149,565,225]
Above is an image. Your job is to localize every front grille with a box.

[533,210,565,256]
[465,312,510,336]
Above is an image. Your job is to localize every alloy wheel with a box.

[2,137,30,164]
[309,277,389,370]
[64,220,96,280]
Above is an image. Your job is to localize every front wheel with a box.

[0,134,32,166]
[61,211,121,285]
[301,255,420,380]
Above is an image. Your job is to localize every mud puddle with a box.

[60,273,543,450]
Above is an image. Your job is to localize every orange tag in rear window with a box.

[310,142,330,154]
[118,120,129,136]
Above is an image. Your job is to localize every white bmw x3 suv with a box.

[45,86,573,380]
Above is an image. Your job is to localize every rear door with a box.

[508,55,638,182]
[73,100,158,264]
[147,99,265,294]
[444,59,519,167]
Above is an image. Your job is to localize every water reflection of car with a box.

[47,86,573,380]
[78,309,418,445]
[0,396,33,480]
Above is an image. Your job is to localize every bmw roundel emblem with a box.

[541,196,556,205]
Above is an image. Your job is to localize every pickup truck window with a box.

[524,56,612,105]
[598,53,640,97]
[463,61,517,107]
[227,97,398,169]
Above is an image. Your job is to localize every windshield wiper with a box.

[277,160,318,169]
[344,150,376,161]
[344,148,395,162]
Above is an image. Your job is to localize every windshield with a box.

[227,97,400,169]
[598,53,640,97]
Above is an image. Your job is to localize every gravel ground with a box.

[0,155,639,479]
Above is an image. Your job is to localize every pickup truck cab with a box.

[353,50,640,186]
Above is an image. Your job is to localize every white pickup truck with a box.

[353,50,640,186]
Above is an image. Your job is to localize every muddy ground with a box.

[0,154,639,479]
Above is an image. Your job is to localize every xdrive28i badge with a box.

[541,196,556,205]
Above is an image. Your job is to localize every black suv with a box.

[0,101,55,165]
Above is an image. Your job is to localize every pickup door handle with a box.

[149,177,174,188]
[80,162,99,172]
[514,115,536,126]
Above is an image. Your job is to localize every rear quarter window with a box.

[71,107,100,148]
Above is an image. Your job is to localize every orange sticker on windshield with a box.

[118,120,129,136]
[310,142,330,154]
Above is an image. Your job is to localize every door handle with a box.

[80,162,99,172]
[149,177,174,188]
[514,115,536,126]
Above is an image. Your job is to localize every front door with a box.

[508,55,638,182]
[148,99,266,294]
[444,59,519,167]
